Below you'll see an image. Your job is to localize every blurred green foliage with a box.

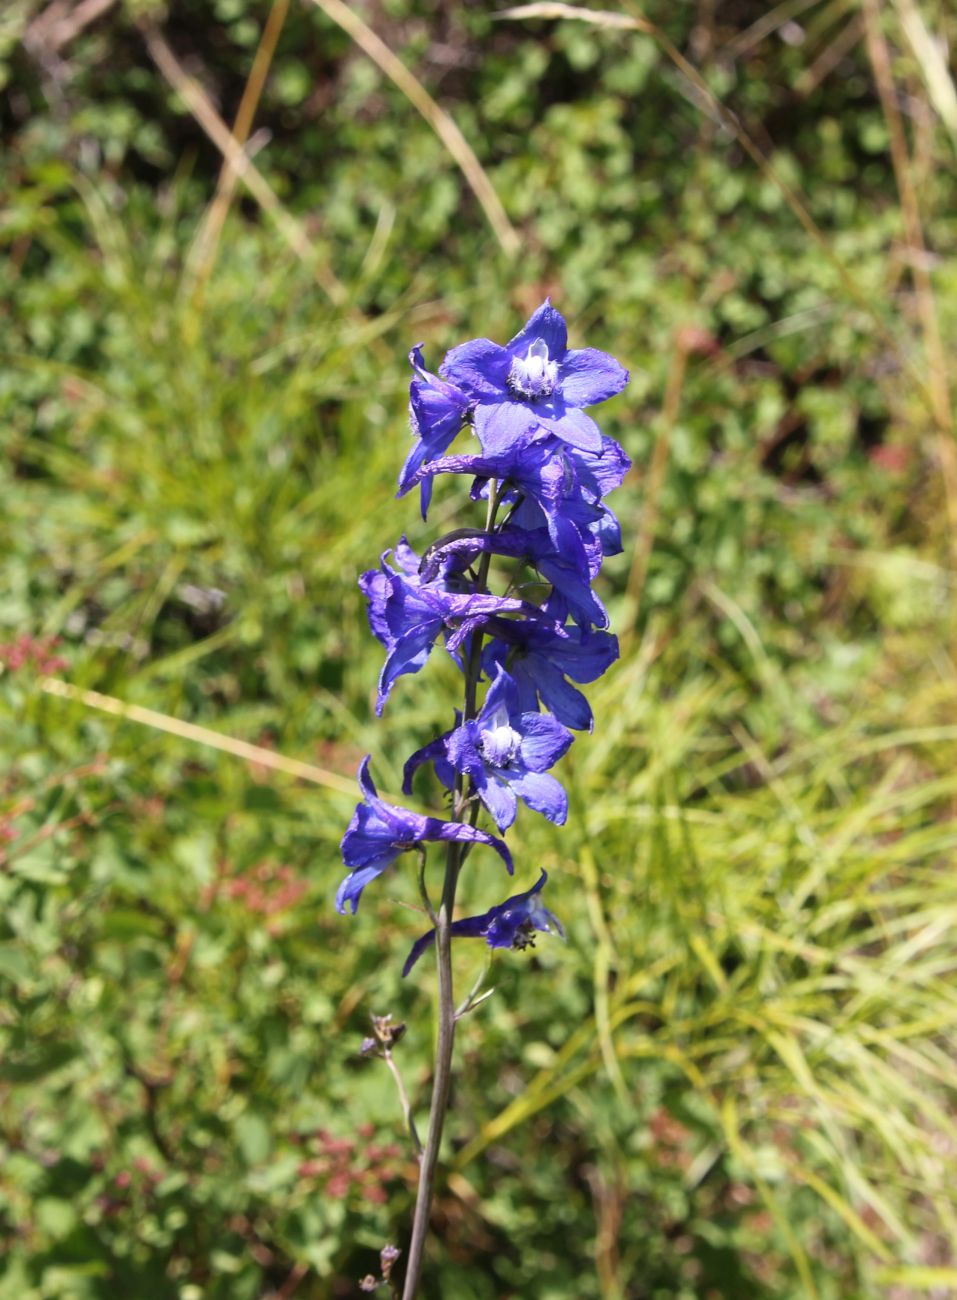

[2,1,957,1296]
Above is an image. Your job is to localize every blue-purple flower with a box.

[402,870,563,975]
[484,601,619,731]
[439,301,628,455]
[411,432,630,576]
[398,346,472,518]
[337,757,514,915]
[420,525,607,629]
[403,666,573,830]
[360,539,541,715]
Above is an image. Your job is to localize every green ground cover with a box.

[2,1,957,1296]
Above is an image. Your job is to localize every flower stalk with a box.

[401,482,499,1299]
[400,835,458,1300]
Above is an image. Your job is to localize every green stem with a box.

[400,481,499,1300]
[383,1049,423,1159]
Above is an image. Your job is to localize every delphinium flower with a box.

[336,756,513,915]
[402,665,573,831]
[398,347,471,518]
[419,520,609,628]
[337,301,628,1300]
[359,538,546,714]
[402,871,564,976]
[438,299,627,453]
[406,429,631,581]
[482,600,620,731]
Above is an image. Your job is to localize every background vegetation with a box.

[3,1,957,1296]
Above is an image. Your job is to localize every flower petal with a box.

[413,451,500,485]
[538,553,608,628]
[377,627,434,714]
[517,712,574,772]
[507,300,568,359]
[544,407,603,452]
[440,338,511,400]
[335,857,395,915]
[402,734,452,795]
[397,438,429,498]
[554,629,620,684]
[559,347,629,407]
[354,756,429,839]
[478,774,518,832]
[446,723,486,781]
[595,506,622,557]
[408,345,471,449]
[401,911,491,976]
[356,755,385,812]
[422,816,514,873]
[359,568,391,647]
[509,770,568,824]
[392,538,421,576]
[568,434,632,497]
[409,383,468,447]
[534,664,594,731]
[340,801,395,867]
[478,664,519,726]
[473,401,540,456]
[401,928,437,976]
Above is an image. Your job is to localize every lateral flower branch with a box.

[336,301,629,1298]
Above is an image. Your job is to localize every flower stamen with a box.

[507,338,558,401]
[478,723,523,768]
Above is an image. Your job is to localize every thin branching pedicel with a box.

[336,301,629,1299]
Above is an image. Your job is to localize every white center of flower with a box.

[507,338,558,400]
[478,722,523,768]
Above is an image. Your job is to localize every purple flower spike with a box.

[403,666,572,831]
[402,870,563,976]
[337,757,514,915]
[439,300,628,456]
[340,302,628,982]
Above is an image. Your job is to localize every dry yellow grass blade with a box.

[185,0,292,296]
[497,4,639,30]
[38,677,358,796]
[723,0,823,58]
[307,0,520,258]
[24,0,118,57]
[893,0,957,144]
[141,23,347,307]
[863,0,957,555]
